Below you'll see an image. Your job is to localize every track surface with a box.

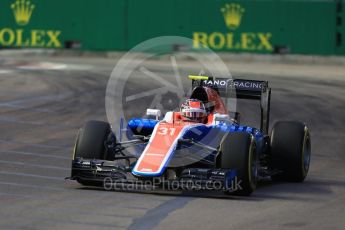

[0,55,344,230]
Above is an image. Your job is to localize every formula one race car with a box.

[68,75,311,196]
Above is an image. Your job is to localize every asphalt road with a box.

[0,54,344,230]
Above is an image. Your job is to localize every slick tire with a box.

[73,120,111,160]
[72,120,111,186]
[219,132,258,196]
[270,121,311,182]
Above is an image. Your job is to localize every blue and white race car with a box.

[68,76,311,196]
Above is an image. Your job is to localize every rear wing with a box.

[189,75,271,135]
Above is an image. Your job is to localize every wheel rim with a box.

[248,138,258,186]
[303,135,311,172]
[251,151,258,184]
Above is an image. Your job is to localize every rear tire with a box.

[270,121,311,182]
[219,132,258,196]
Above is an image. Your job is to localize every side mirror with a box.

[146,109,161,120]
[214,114,231,125]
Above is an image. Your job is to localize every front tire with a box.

[73,120,111,160]
[270,121,311,182]
[219,132,258,196]
[72,121,111,186]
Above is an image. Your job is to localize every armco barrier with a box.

[0,0,343,55]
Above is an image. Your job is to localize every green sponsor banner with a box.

[0,0,125,50]
[0,0,342,55]
[126,0,337,55]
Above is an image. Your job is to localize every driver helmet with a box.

[180,99,207,122]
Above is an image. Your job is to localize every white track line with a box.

[0,93,72,106]
[0,103,54,113]
[0,70,13,74]
[0,160,69,171]
[0,116,77,128]
[0,139,71,149]
[0,116,49,125]
[0,181,65,191]
[0,171,63,181]
[0,192,38,198]
[0,150,70,160]
[16,62,67,70]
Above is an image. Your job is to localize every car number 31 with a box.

[157,127,176,136]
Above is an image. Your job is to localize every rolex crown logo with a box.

[11,0,35,26]
[221,3,245,30]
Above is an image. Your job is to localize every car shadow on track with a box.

[253,177,341,201]
[71,176,342,201]
[75,185,255,200]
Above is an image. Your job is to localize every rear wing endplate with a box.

[189,75,271,135]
